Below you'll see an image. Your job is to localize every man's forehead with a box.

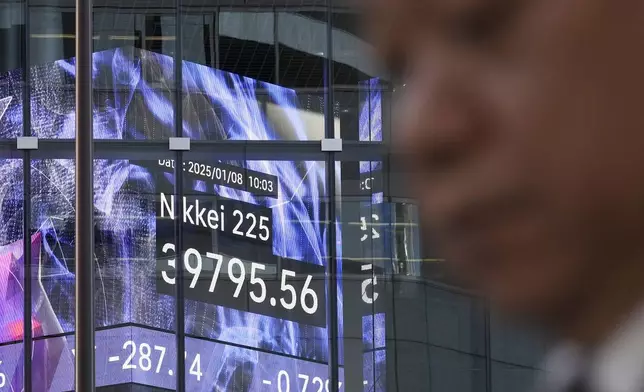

[367,0,489,16]
[366,0,515,28]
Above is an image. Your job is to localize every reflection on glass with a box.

[31,159,75,336]
[429,346,486,392]
[94,159,176,330]
[182,58,325,140]
[0,46,328,141]
[93,7,176,140]
[0,0,24,139]
[219,11,275,83]
[30,7,75,139]
[331,11,379,86]
[337,158,389,392]
[181,11,216,68]
[335,78,383,141]
[364,349,386,392]
[359,79,383,143]
[277,11,326,88]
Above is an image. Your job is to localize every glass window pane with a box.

[493,361,540,392]
[93,156,178,389]
[331,10,390,142]
[219,11,275,83]
[182,52,326,141]
[32,335,75,390]
[429,346,486,392]
[30,5,75,139]
[0,159,23,391]
[425,286,486,356]
[181,7,216,68]
[93,4,176,140]
[490,312,547,368]
[0,0,24,139]
[31,159,76,337]
[277,11,327,141]
[0,159,24,344]
[338,158,391,391]
[180,10,326,142]
[277,11,326,89]
[31,157,76,390]
[331,12,380,85]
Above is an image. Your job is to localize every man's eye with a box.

[385,56,409,85]
[448,2,518,47]
[451,13,503,46]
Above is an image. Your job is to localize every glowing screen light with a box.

[0,47,385,391]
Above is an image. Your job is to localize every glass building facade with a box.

[0,0,546,390]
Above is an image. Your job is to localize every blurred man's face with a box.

[369,0,644,323]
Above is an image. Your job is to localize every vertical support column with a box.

[22,157,32,392]
[75,0,94,388]
[174,148,185,392]
[174,3,186,391]
[325,5,340,392]
[22,152,32,392]
[22,0,32,390]
[326,156,339,392]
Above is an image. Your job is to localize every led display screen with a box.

[0,325,343,391]
[0,48,386,391]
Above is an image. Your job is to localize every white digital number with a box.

[325,380,343,392]
[361,264,379,304]
[154,345,166,373]
[245,213,257,239]
[312,377,324,392]
[231,210,269,241]
[190,354,203,381]
[258,216,270,241]
[228,258,246,298]
[122,340,137,370]
[139,343,152,371]
[280,270,297,310]
[300,275,318,315]
[249,262,266,303]
[278,370,290,392]
[184,248,202,289]
[206,252,224,293]
[298,374,310,391]
[122,341,168,374]
[0,360,6,388]
[161,243,176,285]
[232,210,244,236]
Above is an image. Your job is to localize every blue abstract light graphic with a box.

[359,78,383,174]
